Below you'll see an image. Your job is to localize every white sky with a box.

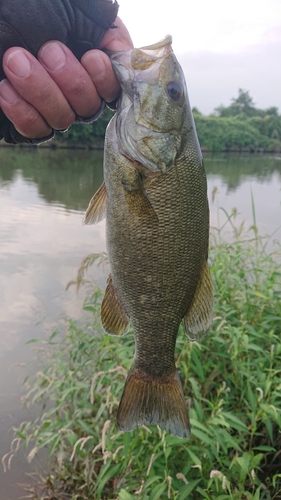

[118,0,281,113]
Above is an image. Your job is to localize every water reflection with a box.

[0,147,104,209]
[205,153,281,190]
[204,153,281,238]
[0,148,280,498]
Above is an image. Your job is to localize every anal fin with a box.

[83,181,107,225]
[101,274,130,336]
[182,261,214,340]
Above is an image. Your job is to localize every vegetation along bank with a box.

[52,89,281,153]
[4,217,281,499]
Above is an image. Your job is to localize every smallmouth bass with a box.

[84,35,214,438]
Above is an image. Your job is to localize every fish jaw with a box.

[110,36,193,174]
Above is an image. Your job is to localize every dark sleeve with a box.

[0,0,119,144]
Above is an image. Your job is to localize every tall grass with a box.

[3,213,281,500]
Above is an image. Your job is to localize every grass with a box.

[2,211,281,500]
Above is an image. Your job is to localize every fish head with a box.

[110,36,193,174]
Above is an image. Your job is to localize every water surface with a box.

[0,148,280,498]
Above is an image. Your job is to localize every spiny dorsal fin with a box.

[101,274,130,336]
[83,182,107,225]
[182,261,214,340]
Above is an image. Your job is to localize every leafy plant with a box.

[3,214,281,499]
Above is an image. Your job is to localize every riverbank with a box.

[1,94,281,153]
[4,221,281,500]
[1,139,280,154]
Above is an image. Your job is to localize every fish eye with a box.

[166,81,183,101]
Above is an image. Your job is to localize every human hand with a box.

[0,17,133,141]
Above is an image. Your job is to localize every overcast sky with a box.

[118,0,281,114]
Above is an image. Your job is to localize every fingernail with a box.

[0,80,20,103]
[6,50,31,77]
[39,42,66,71]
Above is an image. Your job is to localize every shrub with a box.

[3,216,281,499]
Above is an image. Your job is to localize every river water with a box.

[0,148,280,499]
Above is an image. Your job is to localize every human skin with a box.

[0,17,133,140]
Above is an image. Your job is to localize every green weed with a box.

[3,214,281,499]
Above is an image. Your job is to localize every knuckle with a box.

[66,75,88,97]
[35,81,75,130]
[50,104,75,130]
[16,106,39,130]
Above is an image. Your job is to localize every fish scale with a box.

[84,35,214,437]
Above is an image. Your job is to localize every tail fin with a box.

[117,366,190,438]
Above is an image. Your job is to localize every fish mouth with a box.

[109,35,173,95]
[110,35,183,174]
[139,35,173,51]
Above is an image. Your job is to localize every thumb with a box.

[99,17,133,51]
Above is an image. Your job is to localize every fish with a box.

[84,35,214,438]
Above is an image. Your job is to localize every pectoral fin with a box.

[121,165,158,223]
[101,274,130,336]
[83,182,107,225]
[182,262,214,340]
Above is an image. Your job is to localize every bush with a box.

[193,114,279,152]
[3,216,281,499]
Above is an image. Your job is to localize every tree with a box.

[215,89,257,118]
[231,88,255,114]
[192,107,202,115]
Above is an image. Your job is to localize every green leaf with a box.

[143,476,163,490]
[189,419,213,435]
[247,383,257,411]
[236,454,251,474]
[221,430,242,452]
[252,485,261,500]
[251,291,268,299]
[149,483,167,500]
[196,486,210,498]
[191,429,214,445]
[192,399,204,421]
[220,412,249,432]
[187,448,202,466]
[96,463,121,498]
[264,418,274,442]
[77,419,95,436]
[38,433,61,450]
[118,489,135,500]
[165,435,188,446]
[188,378,201,399]
[15,430,26,440]
[190,349,205,382]
[177,479,201,500]
[253,445,276,452]
[49,329,60,341]
[48,434,61,457]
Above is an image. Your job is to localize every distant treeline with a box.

[56,89,281,152]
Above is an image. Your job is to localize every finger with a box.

[38,41,102,119]
[0,79,52,139]
[2,47,75,130]
[99,17,134,51]
[81,50,120,103]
